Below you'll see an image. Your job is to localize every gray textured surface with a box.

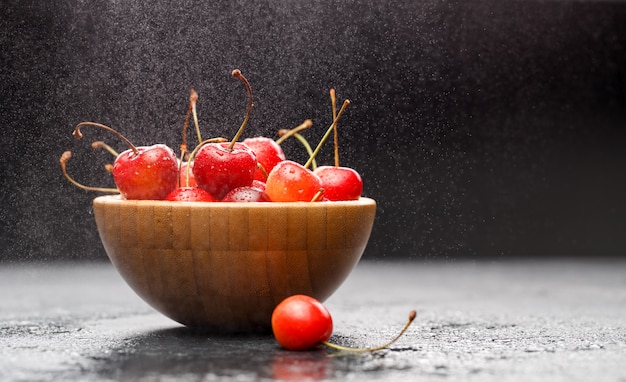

[1,260,625,381]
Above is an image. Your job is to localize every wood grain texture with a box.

[93,196,376,332]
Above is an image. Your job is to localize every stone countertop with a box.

[1,259,625,381]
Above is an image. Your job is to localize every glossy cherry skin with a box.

[112,144,178,200]
[272,295,333,351]
[265,161,323,202]
[192,142,257,200]
[221,185,270,202]
[313,166,363,201]
[252,180,267,191]
[243,137,286,181]
[165,187,216,202]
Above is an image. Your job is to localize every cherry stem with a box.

[310,188,325,202]
[278,129,318,170]
[191,89,203,145]
[321,310,417,353]
[59,151,120,193]
[304,100,350,169]
[176,154,188,188]
[275,119,313,145]
[330,89,339,167]
[184,160,192,187]
[177,152,185,187]
[229,69,253,150]
[180,89,201,160]
[181,90,192,157]
[257,162,269,180]
[180,88,202,161]
[74,122,138,156]
[91,141,119,157]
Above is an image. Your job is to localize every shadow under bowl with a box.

[93,195,376,332]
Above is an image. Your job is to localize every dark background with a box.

[1,0,625,262]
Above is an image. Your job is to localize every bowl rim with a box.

[93,194,376,209]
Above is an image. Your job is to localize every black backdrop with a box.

[1,0,625,261]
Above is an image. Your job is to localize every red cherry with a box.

[313,166,363,201]
[271,295,333,351]
[192,142,257,200]
[71,122,179,200]
[221,185,270,202]
[265,160,322,202]
[111,144,178,200]
[243,136,286,181]
[252,180,267,191]
[165,186,215,202]
[190,70,259,199]
[272,295,418,353]
[302,98,351,170]
[294,93,358,201]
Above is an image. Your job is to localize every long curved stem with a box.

[73,122,138,156]
[59,151,119,193]
[321,310,416,353]
[276,120,317,169]
[275,119,313,145]
[293,133,318,170]
[191,89,203,145]
[228,69,253,150]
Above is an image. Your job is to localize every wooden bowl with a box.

[92,195,376,332]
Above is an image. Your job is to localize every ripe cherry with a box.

[272,295,333,351]
[252,180,267,191]
[193,69,257,199]
[193,141,257,199]
[313,166,363,201]
[165,186,215,202]
[242,136,286,181]
[311,91,363,201]
[272,295,417,352]
[112,144,178,200]
[265,160,323,202]
[179,139,227,190]
[221,185,270,202]
[263,98,351,202]
[72,122,179,200]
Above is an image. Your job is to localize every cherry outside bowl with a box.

[92,195,376,332]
